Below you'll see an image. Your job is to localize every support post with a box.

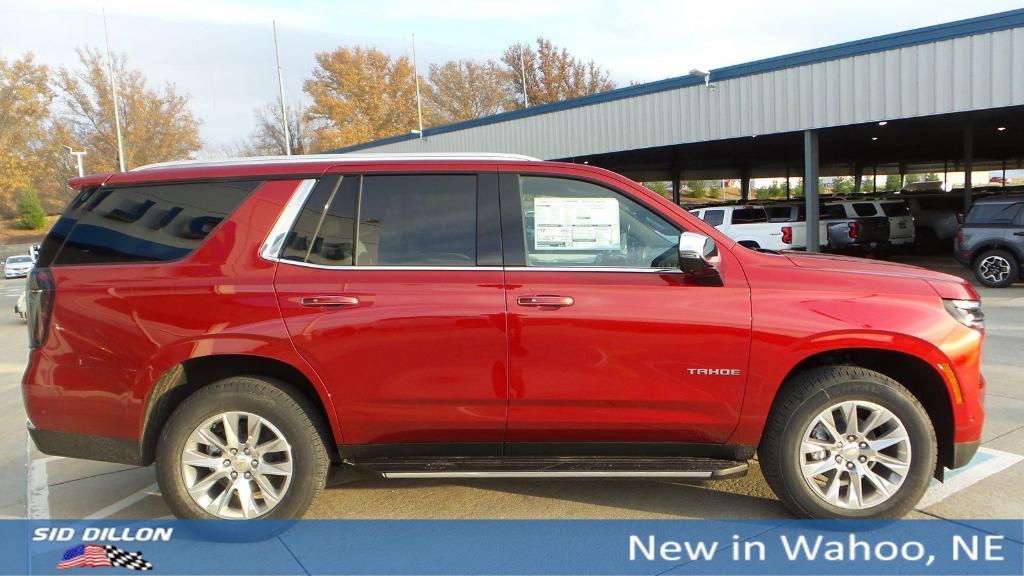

[964,121,973,215]
[740,170,750,201]
[671,163,682,206]
[854,164,863,194]
[804,130,820,253]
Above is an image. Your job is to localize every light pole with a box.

[63,146,87,177]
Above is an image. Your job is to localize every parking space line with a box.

[916,447,1023,510]
[84,483,159,520]
[26,437,49,520]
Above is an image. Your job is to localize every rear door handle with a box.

[516,295,574,308]
[300,295,360,307]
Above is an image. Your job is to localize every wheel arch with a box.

[765,347,955,478]
[140,354,341,466]
[971,242,1022,267]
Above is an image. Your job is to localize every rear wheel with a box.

[759,366,936,519]
[973,249,1018,288]
[156,376,329,520]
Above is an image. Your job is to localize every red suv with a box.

[24,154,985,520]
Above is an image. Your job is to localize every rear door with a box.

[499,169,752,447]
[273,170,508,452]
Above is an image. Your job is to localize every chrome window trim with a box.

[505,266,683,274]
[259,178,317,262]
[135,152,540,172]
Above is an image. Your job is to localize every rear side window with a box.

[821,205,847,219]
[702,209,725,226]
[51,181,261,266]
[767,206,795,222]
[282,174,478,267]
[880,201,910,216]
[730,207,767,224]
[852,203,878,217]
[359,175,477,266]
[967,203,1024,225]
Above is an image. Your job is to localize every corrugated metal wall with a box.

[354,28,1024,159]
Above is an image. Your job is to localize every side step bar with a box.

[348,456,749,480]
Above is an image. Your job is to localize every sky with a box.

[2,0,1023,154]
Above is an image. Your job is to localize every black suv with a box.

[955,194,1024,287]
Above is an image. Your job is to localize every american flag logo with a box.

[57,544,154,571]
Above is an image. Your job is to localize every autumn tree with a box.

[52,47,202,172]
[501,37,616,108]
[0,53,53,216]
[304,46,430,151]
[234,102,313,156]
[427,59,511,124]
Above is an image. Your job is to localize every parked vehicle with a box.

[3,255,33,279]
[816,202,889,254]
[15,290,26,321]
[688,203,827,251]
[25,154,985,521]
[826,200,912,254]
[903,194,962,253]
[955,194,1024,287]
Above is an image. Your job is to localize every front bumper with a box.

[28,423,145,466]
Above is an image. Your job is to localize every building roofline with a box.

[329,8,1024,154]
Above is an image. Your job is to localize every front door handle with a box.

[1014,231,1024,236]
[300,295,360,307]
[516,295,574,308]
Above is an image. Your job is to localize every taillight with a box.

[956,228,964,249]
[781,226,793,244]
[848,221,859,239]
[27,268,55,349]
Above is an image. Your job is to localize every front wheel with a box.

[156,376,329,520]
[759,366,936,519]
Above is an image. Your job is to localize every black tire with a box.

[156,376,330,520]
[973,249,1018,288]
[759,366,936,519]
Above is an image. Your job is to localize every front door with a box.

[274,172,507,452]
[500,171,752,448]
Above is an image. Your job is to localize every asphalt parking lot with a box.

[1,251,1021,521]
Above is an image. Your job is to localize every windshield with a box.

[6,256,32,264]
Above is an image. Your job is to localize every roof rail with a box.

[132,152,541,171]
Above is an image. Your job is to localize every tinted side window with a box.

[281,175,359,265]
[731,207,767,224]
[852,203,878,217]
[702,209,725,226]
[880,201,910,216]
[53,181,260,265]
[359,175,477,266]
[967,203,1024,225]
[767,206,795,222]
[822,205,847,219]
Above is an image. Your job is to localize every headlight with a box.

[944,299,984,330]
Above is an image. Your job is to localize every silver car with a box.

[3,255,33,279]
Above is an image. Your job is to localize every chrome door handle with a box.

[300,295,360,307]
[516,295,574,308]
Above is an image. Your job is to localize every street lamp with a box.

[62,145,87,177]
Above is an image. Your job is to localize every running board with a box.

[348,456,749,479]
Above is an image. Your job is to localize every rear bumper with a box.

[28,423,145,466]
[951,440,981,469]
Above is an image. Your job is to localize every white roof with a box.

[132,152,541,172]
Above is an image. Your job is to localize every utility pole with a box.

[273,20,292,155]
[412,34,424,138]
[63,146,87,177]
[103,8,126,172]
[519,46,530,108]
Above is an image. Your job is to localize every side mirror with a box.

[678,232,718,275]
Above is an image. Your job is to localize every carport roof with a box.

[330,8,1024,155]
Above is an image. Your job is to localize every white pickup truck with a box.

[689,203,828,251]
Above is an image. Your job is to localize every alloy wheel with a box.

[799,400,912,510]
[180,411,294,519]
[979,255,1011,284]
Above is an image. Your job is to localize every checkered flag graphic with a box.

[104,545,154,571]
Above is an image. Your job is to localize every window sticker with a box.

[533,197,620,250]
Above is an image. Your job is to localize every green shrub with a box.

[17,188,47,230]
